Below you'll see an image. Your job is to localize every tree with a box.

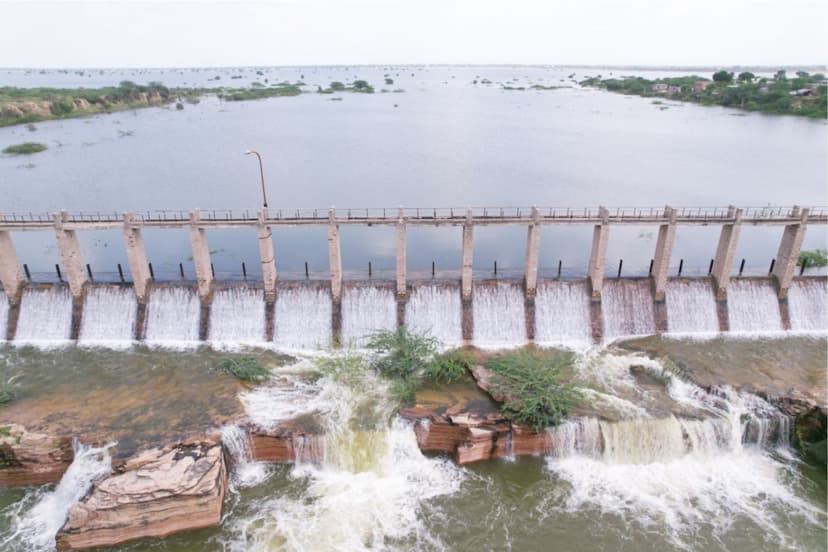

[712,70,734,83]
[774,69,787,81]
[737,71,755,82]
[795,71,810,78]
[329,81,345,91]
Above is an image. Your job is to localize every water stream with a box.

[143,286,201,347]
[77,286,136,348]
[14,287,72,346]
[208,287,266,348]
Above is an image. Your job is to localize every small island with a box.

[581,69,827,119]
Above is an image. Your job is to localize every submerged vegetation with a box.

[2,142,47,155]
[798,248,828,268]
[485,349,581,431]
[219,356,270,382]
[581,70,827,118]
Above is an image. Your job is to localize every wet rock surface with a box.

[0,423,73,486]
[55,440,226,551]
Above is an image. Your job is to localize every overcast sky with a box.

[1,0,825,68]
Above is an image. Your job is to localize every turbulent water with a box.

[77,286,136,347]
[143,286,201,347]
[0,292,7,341]
[404,284,463,347]
[273,286,332,350]
[472,282,526,348]
[13,287,73,346]
[787,279,828,332]
[340,286,397,347]
[727,279,783,333]
[208,287,266,348]
[0,442,113,552]
[534,280,593,346]
[665,279,719,335]
[601,279,656,341]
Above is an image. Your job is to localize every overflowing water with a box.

[665,279,719,335]
[534,280,593,346]
[0,291,7,341]
[14,287,73,346]
[472,282,526,348]
[273,286,332,350]
[0,441,113,552]
[208,287,266,348]
[727,279,783,333]
[77,286,136,348]
[404,283,463,347]
[341,285,397,347]
[143,286,201,347]
[601,279,656,341]
[787,279,828,332]
[221,424,270,489]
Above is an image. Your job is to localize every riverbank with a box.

[581,72,827,118]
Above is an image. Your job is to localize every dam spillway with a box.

[1,276,825,349]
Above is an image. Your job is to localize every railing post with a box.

[257,208,277,302]
[711,207,743,300]
[122,212,152,304]
[396,208,407,299]
[189,208,214,303]
[524,206,541,298]
[461,208,474,301]
[54,210,87,300]
[771,207,809,299]
[651,205,677,302]
[328,208,342,303]
[0,230,26,304]
[587,206,610,301]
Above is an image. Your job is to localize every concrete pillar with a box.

[54,210,87,300]
[771,208,809,299]
[461,208,474,301]
[711,207,743,300]
[524,206,541,298]
[651,206,677,302]
[189,209,214,302]
[122,212,151,304]
[587,207,610,301]
[0,231,25,303]
[327,209,342,303]
[257,208,278,302]
[396,211,407,299]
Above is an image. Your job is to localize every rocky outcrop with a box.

[248,420,322,463]
[55,441,226,551]
[0,424,73,486]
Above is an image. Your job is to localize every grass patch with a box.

[486,349,581,431]
[219,356,270,381]
[2,142,46,155]
[218,85,301,101]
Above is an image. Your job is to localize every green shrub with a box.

[365,329,438,380]
[317,351,368,387]
[2,142,46,155]
[798,248,828,267]
[219,356,270,381]
[486,349,581,431]
[426,348,474,384]
[390,377,419,405]
[329,81,345,91]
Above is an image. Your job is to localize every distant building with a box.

[758,84,770,94]
[652,83,669,93]
[667,85,682,95]
[789,88,813,96]
[693,81,711,92]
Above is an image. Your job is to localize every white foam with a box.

[208,287,266,349]
[534,280,593,346]
[341,286,397,347]
[77,286,136,348]
[144,286,201,347]
[404,283,463,348]
[787,279,828,332]
[727,279,783,333]
[472,282,526,348]
[665,279,719,334]
[273,286,332,350]
[14,287,73,347]
[0,291,8,341]
[601,279,656,342]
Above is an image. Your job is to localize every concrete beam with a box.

[257,208,277,302]
[651,206,677,302]
[122,212,152,304]
[771,208,809,299]
[54,210,87,300]
[0,230,25,304]
[461,208,474,301]
[587,207,610,301]
[524,206,541,298]
[188,209,214,302]
[396,212,407,299]
[328,209,342,303]
[711,207,743,300]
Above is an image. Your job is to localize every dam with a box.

[0,204,825,347]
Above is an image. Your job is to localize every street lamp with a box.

[244,149,268,208]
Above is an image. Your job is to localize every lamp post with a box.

[244,150,268,208]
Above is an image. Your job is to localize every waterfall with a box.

[534,281,593,346]
[340,285,397,347]
[787,279,828,332]
[208,287,266,348]
[220,424,269,488]
[727,279,783,333]
[0,441,113,552]
[665,279,719,334]
[0,291,7,341]
[472,282,526,348]
[601,279,655,341]
[77,286,136,348]
[273,286,332,350]
[405,283,463,347]
[14,287,73,346]
[227,365,464,551]
[144,286,201,347]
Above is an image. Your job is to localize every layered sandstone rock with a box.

[248,420,323,463]
[0,424,73,486]
[55,441,226,551]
